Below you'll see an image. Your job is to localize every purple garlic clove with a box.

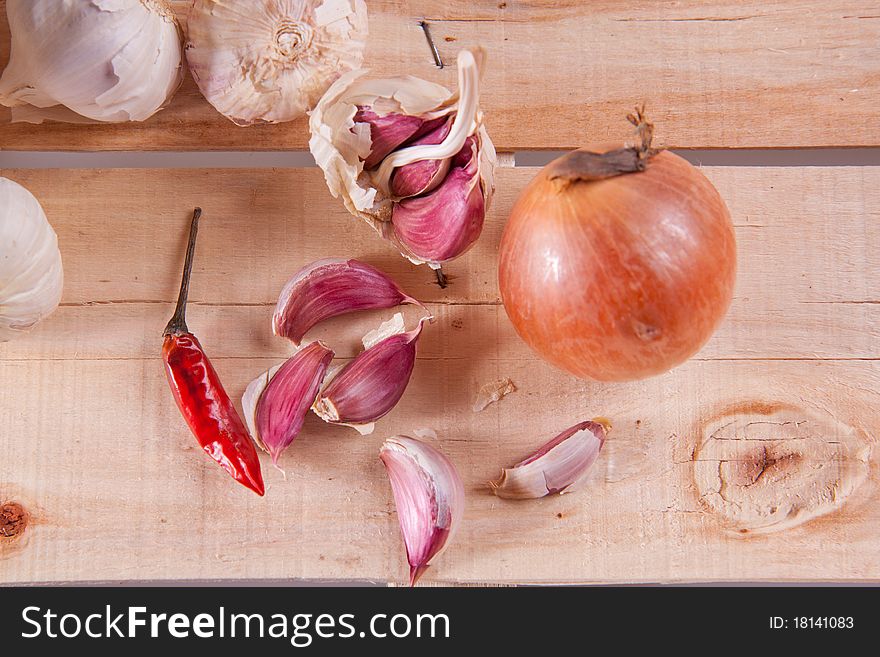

[242,341,334,465]
[389,118,453,198]
[490,419,610,499]
[272,258,424,346]
[390,137,485,265]
[312,316,430,434]
[379,435,465,586]
[356,108,444,170]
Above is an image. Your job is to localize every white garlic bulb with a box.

[0,0,183,123]
[185,0,368,126]
[0,178,64,342]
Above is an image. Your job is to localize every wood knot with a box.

[0,502,28,540]
[692,402,870,535]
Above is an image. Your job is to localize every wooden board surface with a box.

[1,166,878,584]
[2,0,879,151]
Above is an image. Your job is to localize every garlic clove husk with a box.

[389,137,485,266]
[242,363,281,454]
[185,0,368,126]
[473,377,517,412]
[379,435,465,586]
[389,118,453,199]
[490,419,609,500]
[309,49,495,266]
[0,178,64,342]
[0,0,183,123]
[243,341,334,464]
[272,258,424,346]
[312,316,430,433]
[361,311,407,350]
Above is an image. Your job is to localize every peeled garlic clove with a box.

[0,178,64,341]
[185,0,368,125]
[243,341,334,464]
[379,435,465,586]
[490,420,609,500]
[389,119,453,198]
[389,138,485,265]
[0,0,183,123]
[272,258,424,346]
[312,316,430,433]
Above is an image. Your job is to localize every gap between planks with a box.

[2,149,880,169]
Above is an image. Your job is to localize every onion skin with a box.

[498,149,736,382]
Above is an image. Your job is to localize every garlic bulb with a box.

[186,0,368,126]
[310,49,496,268]
[0,178,63,341]
[0,0,183,123]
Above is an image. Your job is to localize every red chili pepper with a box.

[162,208,265,496]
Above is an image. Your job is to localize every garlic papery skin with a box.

[312,316,430,434]
[186,0,368,126]
[0,0,183,123]
[360,311,406,350]
[370,50,481,195]
[0,178,63,342]
[379,435,465,586]
[242,341,334,464]
[490,420,609,500]
[272,258,423,346]
[309,48,496,267]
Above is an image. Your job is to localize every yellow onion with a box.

[498,110,736,382]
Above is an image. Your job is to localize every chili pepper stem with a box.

[164,208,202,336]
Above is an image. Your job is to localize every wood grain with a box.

[0,166,877,584]
[1,0,878,151]
[1,166,877,358]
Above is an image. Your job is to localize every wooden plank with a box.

[2,0,878,151]
[1,166,877,360]
[1,358,877,584]
[0,165,878,584]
